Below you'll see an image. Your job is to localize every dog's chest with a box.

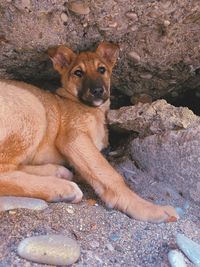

[88,112,108,151]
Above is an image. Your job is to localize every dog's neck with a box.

[55,87,110,113]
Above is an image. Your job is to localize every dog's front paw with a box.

[135,202,179,223]
[101,187,179,223]
[46,180,83,203]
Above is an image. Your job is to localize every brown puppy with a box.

[0,42,178,222]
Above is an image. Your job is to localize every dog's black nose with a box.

[90,87,104,97]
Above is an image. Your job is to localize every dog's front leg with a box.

[57,133,178,223]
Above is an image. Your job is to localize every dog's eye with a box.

[98,66,106,74]
[74,69,84,77]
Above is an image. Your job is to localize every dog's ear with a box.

[96,42,119,68]
[48,45,76,74]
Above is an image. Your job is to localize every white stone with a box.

[0,197,48,211]
[17,235,80,266]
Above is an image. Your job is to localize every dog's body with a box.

[0,42,178,222]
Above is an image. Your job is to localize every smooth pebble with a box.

[128,51,141,63]
[175,207,185,218]
[106,243,114,251]
[168,250,187,267]
[17,235,80,266]
[183,201,190,210]
[68,1,90,15]
[0,196,48,211]
[61,12,68,22]
[125,12,138,20]
[140,73,153,79]
[176,233,200,267]
[109,234,120,242]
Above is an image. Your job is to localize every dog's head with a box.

[48,42,119,107]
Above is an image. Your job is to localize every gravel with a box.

[0,178,199,267]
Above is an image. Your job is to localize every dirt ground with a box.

[0,161,199,267]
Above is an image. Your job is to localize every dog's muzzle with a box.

[89,87,104,98]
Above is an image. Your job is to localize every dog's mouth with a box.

[79,95,108,107]
[92,99,104,107]
[78,88,109,107]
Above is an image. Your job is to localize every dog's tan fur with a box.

[0,42,178,222]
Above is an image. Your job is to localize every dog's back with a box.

[0,80,47,167]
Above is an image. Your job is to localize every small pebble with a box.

[109,234,120,242]
[164,20,170,27]
[68,1,90,15]
[61,12,68,22]
[109,22,118,28]
[140,73,153,79]
[175,207,185,218]
[21,0,31,9]
[8,210,16,215]
[130,25,138,31]
[17,235,80,266]
[0,197,48,211]
[108,151,120,157]
[168,250,187,267]
[86,199,97,206]
[66,205,74,214]
[106,243,114,251]
[128,51,141,64]
[183,201,189,210]
[90,240,99,248]
[176,233,200,267]
[125,12,138,21]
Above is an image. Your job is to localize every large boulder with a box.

[108,100,200,204]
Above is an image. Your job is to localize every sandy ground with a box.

[0,171,199,267]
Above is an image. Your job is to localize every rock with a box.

[1,1,200,99]
[176,234,200,267]
[90,240,99,248]
[17,235,80,266]
[140,73,153,79]
[68,1,90,15]
[65,205,75,214]
[130,25,138,31]
[60,12,68,23]
[106,243,114,251]
[164,20,171,27]
[108,100,200,204]
[109,233,120,242]
[128,51,141,64]
[125,12,138,21]
[0,197,48,211]
[168,250,187,267]
[130,122,200,204]
[175,207,185,218]
[107,100,198,136]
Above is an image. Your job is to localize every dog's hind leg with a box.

[0,168,82,203]
[19,164,73,180]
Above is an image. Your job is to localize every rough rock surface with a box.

[108,100,200,205]
[0,0,200,99]
[108,99,198,136]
